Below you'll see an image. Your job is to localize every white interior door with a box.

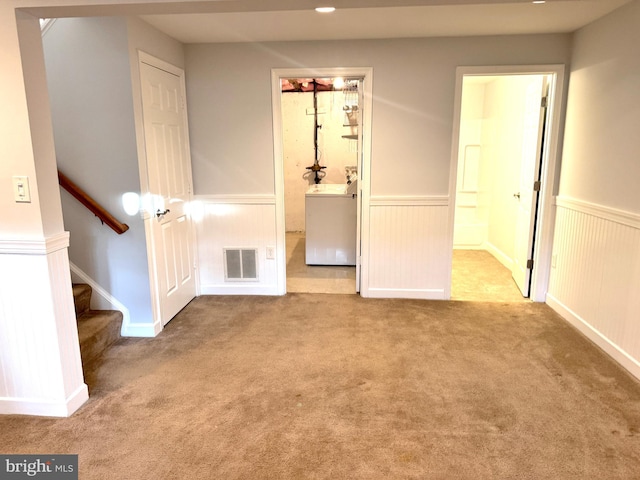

[512,76,547,296]
[140,59,196,325]
[355,78,364,293]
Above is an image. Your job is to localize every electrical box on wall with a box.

[12,176,31,203]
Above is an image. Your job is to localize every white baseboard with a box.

[0,383,88,417]
[69,262,133,337]
[199,284,281,296]
[364,288,446,300]
[120,320,162,338]
[484,242,514,271]
[546,293,640,382]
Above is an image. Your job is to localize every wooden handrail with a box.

[58,170,129,235]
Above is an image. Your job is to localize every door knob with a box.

[156,209,170,217]
[513,192,521,199]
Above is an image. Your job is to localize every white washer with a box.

[305,184,357,265]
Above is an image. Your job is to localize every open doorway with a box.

[449,69,562,302]
[280,77,361,294]
[272,67,373,297]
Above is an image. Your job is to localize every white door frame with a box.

[446,64,566,302]
[271,67,373,295]
[136,51,198,334]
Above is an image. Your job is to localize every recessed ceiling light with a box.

[315,7,336,13]
[532,1,545,3]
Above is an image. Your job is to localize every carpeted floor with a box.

[452,249,528,302]
[2,294,640,479]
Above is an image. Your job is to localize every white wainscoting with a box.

[0,233,88,416]
[547,196,640,380]
[194,195,280,295]
[365,196,450,299]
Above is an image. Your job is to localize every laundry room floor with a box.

[286,232,356,294]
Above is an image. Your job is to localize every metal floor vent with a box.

[224,248,258,281]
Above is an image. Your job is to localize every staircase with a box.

[72,284,123,368]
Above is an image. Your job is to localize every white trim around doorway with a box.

[271,67,374,296]
[447,64,566,302]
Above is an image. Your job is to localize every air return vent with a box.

[224,248,258,281]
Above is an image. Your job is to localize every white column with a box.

[0,234,88,416]
[0,6,87,416]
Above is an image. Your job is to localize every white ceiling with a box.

[140,0,630,44]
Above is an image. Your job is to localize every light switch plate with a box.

[12,176,31,203]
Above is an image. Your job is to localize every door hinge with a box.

[533,180,541,192]
[541,96,548,108]
[527,259,534,269]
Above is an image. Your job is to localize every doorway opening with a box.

[281,77,361,294]
[272,68,373,296]
[449,66,565,303]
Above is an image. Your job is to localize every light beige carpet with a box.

[452,249,529,302]
[2,294,640,479]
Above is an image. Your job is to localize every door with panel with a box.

[140,59,196,326]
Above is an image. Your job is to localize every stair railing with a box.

[58,170,130,235]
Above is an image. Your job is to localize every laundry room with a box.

[281,77,361,294]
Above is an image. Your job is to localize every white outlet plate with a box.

[266,246,276,260]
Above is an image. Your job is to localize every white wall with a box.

[185,35,572,297]
[454,81,487,248]
[547,0,640,380]
[283,90,358,232]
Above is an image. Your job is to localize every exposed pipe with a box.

[305,79,326,184]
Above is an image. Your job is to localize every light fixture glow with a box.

[121,192,141,216]
[532,1,546,3]
[315,6,336,13]
[333,77,345,89]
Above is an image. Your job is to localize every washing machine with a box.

[305,184,357,265]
